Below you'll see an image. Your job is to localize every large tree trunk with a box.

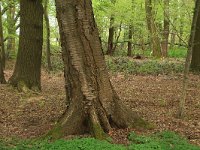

[9,0,43,91]
[50,0,149,139]
[145,0,162,58]
[190,1,200,72]
[0,5,6,84]
[44,0,52,71]
[161,0,169,57]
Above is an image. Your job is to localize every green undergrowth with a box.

[41,47,186,74]
[0,131,199,150]
[106,57,184,75]
[168,48,187,58]
[128,131,200,150]
[113,48,187,58]
[0,138,125,150]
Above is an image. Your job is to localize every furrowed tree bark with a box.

[51,0,149,140]
[190,0,200,72]
[0,4,6,84]
[9,0,43,91]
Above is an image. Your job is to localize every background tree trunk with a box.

[50,0,149,139]
[179,19,184,47]
[6,0,16,58]
[170,32,176,49]
[0,4,5,68]
[44,0,52,71]
[106,0,116,56]
[106,16,115,55]
[178,0,200,118]
[127,25,133,57]
[0,4,6,84]
[0,47,5,83]
[190,1,200,72]
[161,0,169,57]
[145,0,162,58]
[9,0,43,91]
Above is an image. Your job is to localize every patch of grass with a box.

[1,131,199,150]
[106,57,184,75]
[0,139,9,150]
[128,131,200,150]
[168,48,187,58]
[0,138,126,150]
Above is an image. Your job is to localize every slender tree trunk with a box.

[190,1,200,72]
[161,0,169,57]
[145,0,162,58]
[140,37,146,54]
[179,18,184,47]
[0,4,6,84]
[112,22,122,53]
[170,32,176,49]
[9,0,43,91]
[106,16,115,55]
[170,17,177,49]
[6,1,16,58]
[0,47,5,84]
[44,0,52,71]
[127,25,133,57]
[0,4,5,68]
[178,0,200,118]
[49,0,149,139]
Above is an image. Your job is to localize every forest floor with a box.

[0,60,200,146]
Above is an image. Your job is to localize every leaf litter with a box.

[0,66,199,146]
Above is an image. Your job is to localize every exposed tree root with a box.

[110,94,151,129]
[0,77,6,84]
[9,77,41,92]
[47,95,151,140]
[89,106,109,140]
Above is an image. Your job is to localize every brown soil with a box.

[0,66,199,146]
